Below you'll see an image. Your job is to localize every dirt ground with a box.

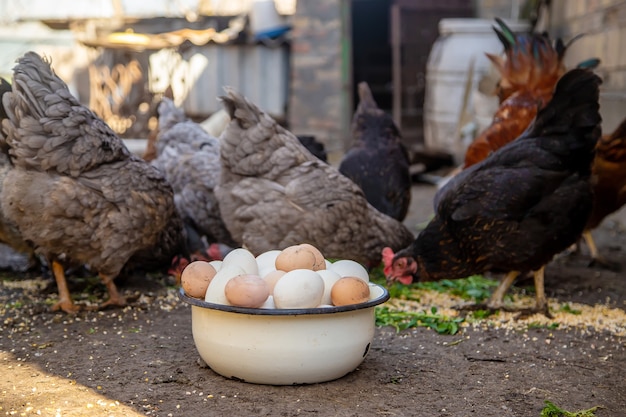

[1,183,625,417]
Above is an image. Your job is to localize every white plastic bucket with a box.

[423,18,530,163]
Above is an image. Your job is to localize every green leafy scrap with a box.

[386,283,422,301]
[375,306,464,335]
[540,400,602,417]
[415,275,500,302]
[559,303,582,315]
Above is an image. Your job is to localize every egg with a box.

[317,269,343,305]
[273,269,324,309]
[180,261,217,299]
[262,269,286,294]
[298,244,326,270]
[329,259,369,282]
[221,248,259,275]
[208,260,223,272]
[260,295,276,309]
[275,244,326,272]
[224,274,270,308]
[255,250,281,272]
[330,277,371,306]
[204,265,246,304]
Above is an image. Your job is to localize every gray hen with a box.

[0,78,37,271]
[0,52,187,313]
[152,98,237,255]
[216,88,415,267]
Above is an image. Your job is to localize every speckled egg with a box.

[330,277,371,306]
[275,244,326,272]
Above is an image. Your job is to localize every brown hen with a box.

[582,117,626,269]
[0,52,187,313]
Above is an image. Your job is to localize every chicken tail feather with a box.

[219,87,261,129]
[356,82,378,111]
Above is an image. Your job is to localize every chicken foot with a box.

[50,260,80,313]
[510,267,553,319]
[454,271,519,315]
[457,269,553,318]
[97,273,126,310]
[582,231,621,272]
[487,271,520,309]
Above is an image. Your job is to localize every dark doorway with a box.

[350,0,474,150]
[351,0,392,113]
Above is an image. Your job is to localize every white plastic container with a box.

[423,18,529,163]
[179,283,389,385]
[249,0,286,37]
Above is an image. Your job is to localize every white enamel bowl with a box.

[178,283,389,385]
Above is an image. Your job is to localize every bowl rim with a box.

[177,283,390,316]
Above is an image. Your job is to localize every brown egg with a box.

[330,276,371,306]
[181,261,217,299]
[299,243,326,270]
[225,274,270,308]
[262,269,286,294]
[275,244,326,272]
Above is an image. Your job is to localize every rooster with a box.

[215,87,415,267]
[385,69,601,317]
[0,52,187,313]
[339,82,411,221]
[463,18,597,169]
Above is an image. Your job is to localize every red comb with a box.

[382,247,395,276]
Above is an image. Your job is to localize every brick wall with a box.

[550,0,626,132]
[288,0,350,161]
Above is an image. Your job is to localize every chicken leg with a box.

[98,274,126,309]
[513,266,553,319]
[582,230,621,271]
[482,268,552,318]
[486,270,520,309]
[50,260,80,313]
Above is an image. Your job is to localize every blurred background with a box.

[0,0,624,164]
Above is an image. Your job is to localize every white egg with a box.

[255,250,281,272]
[273,269,324,309]
[324,259,332,269]
[317,269,343,305]
[204,265,245,305]
[208,260,223,272]
[260,295,276,309]
[221,248,258,275]
[329,259,369,282]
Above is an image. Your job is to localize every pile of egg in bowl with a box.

[178,243,390,385]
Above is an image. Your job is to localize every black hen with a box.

[385,68,602,317]
[339,82,411,221]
